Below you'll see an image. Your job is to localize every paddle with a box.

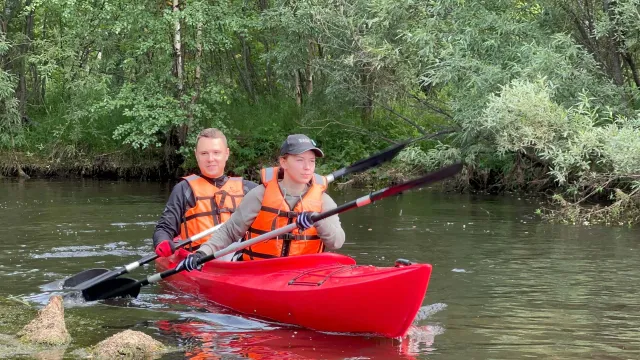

[61,268,110,288]
[64,224,223,291]
[81,162,463,301]
[62,140,409,291]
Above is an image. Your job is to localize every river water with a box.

[1,178,639,359]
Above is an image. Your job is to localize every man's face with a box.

[195,137,229,178]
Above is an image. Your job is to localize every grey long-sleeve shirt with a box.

[198,183,345,256]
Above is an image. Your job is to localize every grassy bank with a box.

[0,149,165,180]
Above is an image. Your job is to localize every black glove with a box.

[296,211,318,231]
[176,251,205,272]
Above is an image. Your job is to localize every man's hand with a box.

[155,240,175,257]
[176,251,205,272]
[296,211,318,231]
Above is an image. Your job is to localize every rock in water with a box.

[18,295,70,345]
[32,347,66,360]
[93,330,165,359]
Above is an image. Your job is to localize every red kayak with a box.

[156,249,432,338]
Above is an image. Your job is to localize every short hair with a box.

[195,128,227,148]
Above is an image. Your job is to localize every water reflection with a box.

[155,320,437,360]
[151,288,439,359]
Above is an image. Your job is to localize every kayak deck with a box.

[156,251,432,338]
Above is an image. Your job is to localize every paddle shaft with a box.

[71,224,222,290]
[116,223,222,272]
[92,163,462,300]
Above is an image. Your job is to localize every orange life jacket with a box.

[179,175,244,250]
[242,167,327,260]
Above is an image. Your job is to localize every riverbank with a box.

[3,149,638,227]
[0,150,166,180]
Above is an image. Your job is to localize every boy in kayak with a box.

[178,134,345,270]
[152,128,258,257]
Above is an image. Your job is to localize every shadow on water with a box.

[2,178,640,358]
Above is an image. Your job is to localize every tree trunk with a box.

[186,22,202,135]
[603,0,640,89]
[257,0,269,11]
[172,0,183,95]
[25,1,39,105]
[562,0,634,87]
[622,53,640,89]
[256,0,274,94]
[360,65,373,122]
[193,22,202,102]
[41,14,46,101]
[305,40,314,95]
[263,39,274,94]
[24,1,35,55]
[17,67,27,117]
[11,135,29,179]
[239,33,257,102]
[172,0,188,147]
[230,48,255,103]
[294,69,302,106]
[15,0,35,117]
[1,0,20,39]
[603,0,624,86]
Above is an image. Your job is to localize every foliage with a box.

[447,78,640,187]
[542,188,640,226]
[2,0,640,222]
[0,37,22,150]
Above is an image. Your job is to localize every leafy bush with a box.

[0,38,22,150]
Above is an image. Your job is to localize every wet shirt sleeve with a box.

[152,181,194,248]
[315,193,346,250]
[198,185,265,256]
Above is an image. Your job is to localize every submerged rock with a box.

[0,333,34,357]
[93,330,165,359]
[18,295,70,346]
[0,297,63,359]
[2,295,167,359]
[31,347,66,360]
[0,297,36,335]
[0,319,65,359]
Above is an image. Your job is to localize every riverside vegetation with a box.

[2,0,640,225]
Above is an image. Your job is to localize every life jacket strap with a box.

[241,248,278,259]
[247,227,321,240]
[259,206,299,219]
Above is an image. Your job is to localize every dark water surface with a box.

[1,178,639,359]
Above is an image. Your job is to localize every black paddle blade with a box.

[373,163,463,201]
[349,142,407,171]
[332,141,408,179]
[72,269,120,291]
[62,268,110,288]
[81,277,141,301]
